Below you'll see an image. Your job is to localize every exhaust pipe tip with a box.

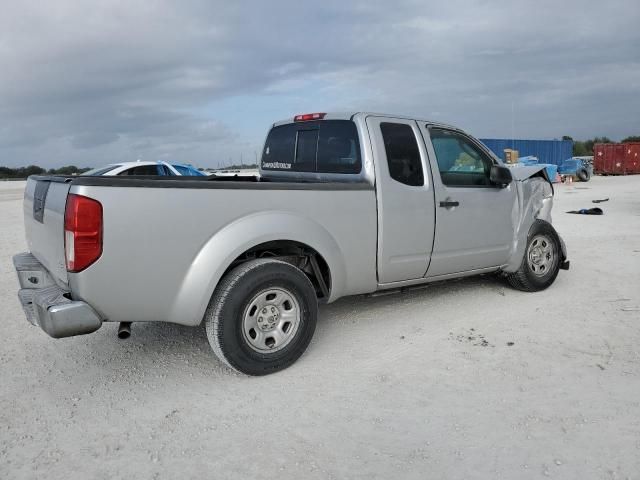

[117,322,131,340]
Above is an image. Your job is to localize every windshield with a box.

[172,164,205,176]
[81,165,121,176]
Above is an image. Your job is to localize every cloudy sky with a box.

[1,0,639,168]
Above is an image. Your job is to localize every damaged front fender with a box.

[502,166,568,272]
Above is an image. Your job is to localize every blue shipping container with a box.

[479,138,573,166]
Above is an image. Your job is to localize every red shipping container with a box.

[595,143,628,174]
[624,143,640,174]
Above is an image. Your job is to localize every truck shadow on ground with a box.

[319,273,508,325]
[82,273,510,375]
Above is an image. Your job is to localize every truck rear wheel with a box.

[506,220,562,292]
[204,259,318,375]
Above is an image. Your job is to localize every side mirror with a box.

[490,165,513,187]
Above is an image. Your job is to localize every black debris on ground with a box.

[566,207,603,215]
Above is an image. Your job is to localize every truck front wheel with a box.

[204,259,318,375]
[506,220,562,292]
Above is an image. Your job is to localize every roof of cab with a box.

[271,112,462,132]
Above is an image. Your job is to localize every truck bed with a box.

[24,175,378,326]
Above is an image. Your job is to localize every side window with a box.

[429,128,494,187]
[380,122,424,186]
[119,165,160,175]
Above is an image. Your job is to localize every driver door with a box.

[420,125,517,277]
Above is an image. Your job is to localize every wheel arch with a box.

[167,211,346,326]
[505,219,564,291]
[503,218,566,273]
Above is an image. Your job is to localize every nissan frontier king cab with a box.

[14,112,569,375]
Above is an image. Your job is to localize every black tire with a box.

[576,167,590,182]
[506,220,562,292]
[204,259,318,375]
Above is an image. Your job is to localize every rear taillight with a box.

[294,112,326,122]
[64,194,102,272]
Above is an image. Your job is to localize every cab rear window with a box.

[261,120,361,174]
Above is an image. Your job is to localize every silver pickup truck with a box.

[14,112,569,375]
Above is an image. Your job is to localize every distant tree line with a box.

[0,165,91,179]
[563,135,640,156]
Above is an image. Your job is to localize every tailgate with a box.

[23,177,72,286]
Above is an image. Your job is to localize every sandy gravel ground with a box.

[1,176,639,479]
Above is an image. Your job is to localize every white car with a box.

[83,161,205,176]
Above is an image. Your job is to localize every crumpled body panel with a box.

[503,168,567,272]
[510,165,551,182]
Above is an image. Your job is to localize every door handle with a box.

[439,200,459,208]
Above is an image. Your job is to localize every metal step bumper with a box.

[14,253,102,338]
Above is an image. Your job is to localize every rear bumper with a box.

[13,253,102,338]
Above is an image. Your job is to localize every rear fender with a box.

[168,211,346,326]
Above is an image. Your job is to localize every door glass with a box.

[380,122,424,186]
[430,128,493,187]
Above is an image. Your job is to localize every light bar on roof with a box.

[294,113,326,122]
